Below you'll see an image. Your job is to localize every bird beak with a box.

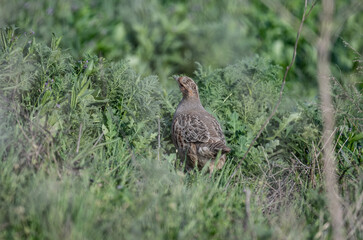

[172,75,179,82]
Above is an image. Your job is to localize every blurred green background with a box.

[1,0,362,91]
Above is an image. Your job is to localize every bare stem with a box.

[317,0,344,239]
[157,117,161,161]
[76,123,82,154]
[92,132,104,148]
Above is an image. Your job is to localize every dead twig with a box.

[76,123,82,153]
[92,132,104,148]
[157,117,161,161]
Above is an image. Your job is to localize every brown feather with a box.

[171,76,230,172]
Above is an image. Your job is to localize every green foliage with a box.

[0,27,161,169]
[331,50,363,185]
[192,58,323,176]
[0,14,362,240]
[2,0,361,88]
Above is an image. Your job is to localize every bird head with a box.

[174,76,199,99]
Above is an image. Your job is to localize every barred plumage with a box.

[171,76,230,172]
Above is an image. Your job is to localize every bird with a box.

[171,76,231,172]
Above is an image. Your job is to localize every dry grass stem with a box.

[317,0,344,238]
[76,123,83,154]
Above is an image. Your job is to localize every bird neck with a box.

[178,95,203,111]
[183,95,201,103]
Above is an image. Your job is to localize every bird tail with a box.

[211,141,231,154]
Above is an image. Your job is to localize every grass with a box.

[0,6,362,240]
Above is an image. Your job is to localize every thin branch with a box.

[92,132,104,148]
[76,123,82,153]
[157,117,161,161]
[225,0,315,190]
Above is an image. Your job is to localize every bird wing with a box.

[172,114,210,149]
[207,115,226,142]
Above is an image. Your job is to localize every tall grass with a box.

[0,26,362,239]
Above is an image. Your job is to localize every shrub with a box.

[0,27,362,239]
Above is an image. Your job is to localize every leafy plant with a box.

[0,17,362,239]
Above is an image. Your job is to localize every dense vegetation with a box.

[0,0,362,239]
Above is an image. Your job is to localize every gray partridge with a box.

[171,76,230,172]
